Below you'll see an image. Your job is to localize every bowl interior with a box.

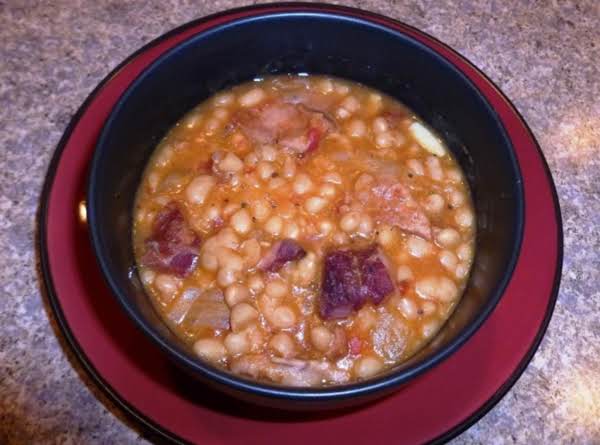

[88,11,523,403]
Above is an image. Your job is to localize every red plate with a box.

[40,4,562,444]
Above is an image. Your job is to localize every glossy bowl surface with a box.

[88,7,523,409]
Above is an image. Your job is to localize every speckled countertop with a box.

[1,1,599,444]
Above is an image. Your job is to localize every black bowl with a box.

[88,6,523,410]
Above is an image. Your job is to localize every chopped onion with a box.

[409,121,446,156]
[168,287,201,324]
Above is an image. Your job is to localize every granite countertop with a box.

[1,1,599,443]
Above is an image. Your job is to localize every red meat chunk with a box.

[257,239,307,273]
[141,202,200,277]
[320,245,394,320]
[234,101,306,145]
[355,175,432,239]
[233,100,335,154]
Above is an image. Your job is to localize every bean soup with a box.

[133,75,475,386]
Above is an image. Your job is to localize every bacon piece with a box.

[320,245,394,320]
[294,106,336,154]
[320,250,363,319]
[257,239,307,272]
[141,202,200,277]
[233,100,335,154]
[279,126,328,154]
[234,101,307,145]
[230,354,349,387]
[283,90,337,112]
[305,106,336,134]
[360,247,395,304]
[304,127,322,153]
[355,175,432,239]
